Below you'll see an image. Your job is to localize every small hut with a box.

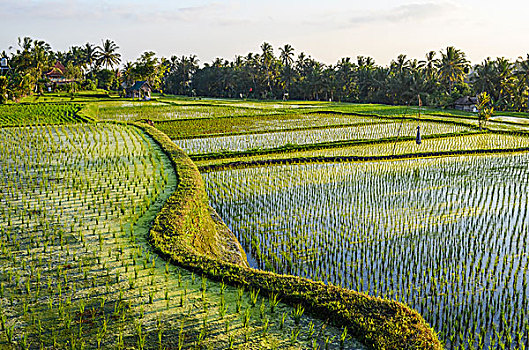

[126,81,151,100]
[453,96,478,112]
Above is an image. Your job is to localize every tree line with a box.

[1,37,529,111]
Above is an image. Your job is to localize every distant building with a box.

[0,58,10,75]
[126,81,151,100]
[454,96,478,112]
[45,61,75,87]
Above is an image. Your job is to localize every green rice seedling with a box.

[291,327,301,345]
[340,327,348,349]
[292,304,305,325]
[280,312,287,330]
[249,288,259,307]
[259,299,266,319]
[135,322,146,350]
[243,308,251,329]
[177,321,185,350]
[201,275,207,292]
[268,292,280,313]
[228,333,235,349]
[218,295,227,319]
[262,317,269,336]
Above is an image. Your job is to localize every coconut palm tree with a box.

[419,51,438,81]
[335,57,355,101]
[437,46,469,94]
[279,44,294,67]
[390,54,410,74]
[82,43,98,73]
[121,62,136,88]
[260,42,275,95]
[279,44,295,97]
[96,39,121,69]
[493,57,515,109]
[515,54,529,111]
[472,58,496,95]
[177,55,199,94]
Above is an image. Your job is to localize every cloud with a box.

[0,0,228,23]
[348,1,461,25]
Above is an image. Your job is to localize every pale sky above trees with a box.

[1,0,528,66]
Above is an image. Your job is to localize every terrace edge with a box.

[135,122,443,350]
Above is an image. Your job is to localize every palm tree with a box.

[82,43,98,73]
[121,62,136,88]
[96,39,121,69]
[279,44,295,96]
[355,56,377,102]
[419,51,438,80]
[473,57,515,110]
[177,55,199,94]
[260,42,275,94]
[472,58,496,95]
[279,44,294,67]
[437,46,469,95]
[391,54,410,74]
[335,57,355,101]
[515,54,529,111]
[493,57,515,109]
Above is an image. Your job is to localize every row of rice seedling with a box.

[177,121,473,155]
[195,132,529,168]
[203,154,529,349]
[96,103,278,122]
[0,103,85,127]
[0,123,361,348]
[157,113,393,139]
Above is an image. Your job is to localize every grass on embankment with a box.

[139,122,443,350]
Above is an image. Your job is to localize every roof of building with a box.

[128,81,151,91]
[46,61,67,77]
[454,96,478,105]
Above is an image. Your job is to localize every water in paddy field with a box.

[203,154,529,350]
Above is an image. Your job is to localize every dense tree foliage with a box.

[2,37,529,111]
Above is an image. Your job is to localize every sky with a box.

[1,0,529,67]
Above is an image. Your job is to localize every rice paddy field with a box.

[94,102,283,122]
[203,154,529,350]
[142,98,529,349]
[0,104,87,126]
[177,121,473,155]
[194,133,529,169]
[155,113,395,139]
[0,122,362,349]
[4,95,529,349]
